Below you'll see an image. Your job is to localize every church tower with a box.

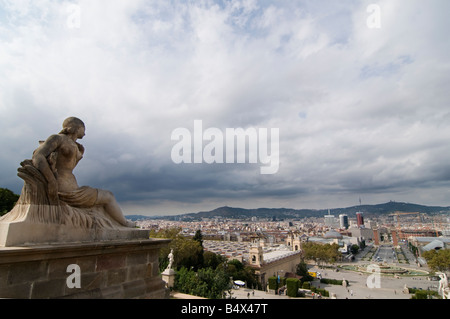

[249,244,264,267]
[287,231,302,252]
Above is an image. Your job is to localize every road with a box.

[373,245,397,263]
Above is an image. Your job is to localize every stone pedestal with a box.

[0,219,150,247]
[0,239,170,299]
[0,203,150,247]
[161,268,176,288]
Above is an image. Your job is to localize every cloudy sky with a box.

[1,0,449,216]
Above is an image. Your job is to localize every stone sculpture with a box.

[161,248,176,288]
[437,272,449,299]
[0,117,145,246]
[167,248,174,271]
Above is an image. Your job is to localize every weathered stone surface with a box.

[96,254,126,271]
[0,239,170,299]
[0,218,150,247]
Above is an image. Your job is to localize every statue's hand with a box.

[48,180,59,205]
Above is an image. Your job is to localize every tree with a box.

[204,251,227,269]
[150,227,204,271]
[225,259,259,289]
[423,249,450,272]
[193,229,204,246]
[193,229,204,268]
[350,244,360,255]
[302,242,341,266]
[286,278,300,297]
[174,266,230,299]
[0,188,19,216]
[296,260,314,282]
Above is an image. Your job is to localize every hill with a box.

[127,201,450,221]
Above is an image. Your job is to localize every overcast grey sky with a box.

[1,0,449,216]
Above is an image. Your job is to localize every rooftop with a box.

[263,249,300,263]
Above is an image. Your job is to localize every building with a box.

[373,228,380,245]
[408,236,450,257]
[324,214,337,228]
[286,231,307,251]
[391,229,399,247]
[339,214,349,229]
[356,212,364,228]
[204,233,304,289]
[350,226,374,242]
[249,242,302,289]
[398,229,441,239]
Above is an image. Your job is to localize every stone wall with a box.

[0,239,170,299]
[252,251,302,288]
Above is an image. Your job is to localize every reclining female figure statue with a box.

[30,117,135,228]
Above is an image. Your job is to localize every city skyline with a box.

[1,1,450,216]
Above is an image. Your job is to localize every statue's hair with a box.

[59,117,85,135]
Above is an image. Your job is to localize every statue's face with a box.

[76,125,86,139]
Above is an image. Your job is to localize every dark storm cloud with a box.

[1,0,450,215]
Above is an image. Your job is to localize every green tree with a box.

[204,251,227,269]
[0,188,19,216]
[225,259,259,289]
[150,227,204,271]
[193,230,204,268]
[302,242,341,266]
[296,259,314,282]
[423,249,450,272]
[350,244,360,255]
[193,229,204,246]
[174,266,230,299]
[227,259,244,272]
[268,277,278,291]
[286,278,300,297]
[149,227,182,239]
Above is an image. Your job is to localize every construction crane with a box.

[388,212,423,240]
[389,212,422,226]
[432,216,444,237]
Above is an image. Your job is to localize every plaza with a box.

[307,242,437,299]
[308,265,434,299]
[229,242,439,299]
[228,266,435,299]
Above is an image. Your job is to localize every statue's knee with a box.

[97,189,115,204]
[105,190,114,199]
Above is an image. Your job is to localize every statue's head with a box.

[60,117,85,136]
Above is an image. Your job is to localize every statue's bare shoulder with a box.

[33,134,63,158]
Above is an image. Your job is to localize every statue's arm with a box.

[75,142,84,165]
[32,134,62,204]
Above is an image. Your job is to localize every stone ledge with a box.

[0,239,170,299]
[0,218,150,247]
[0,239,168,264]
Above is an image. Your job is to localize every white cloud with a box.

[1,0,449,214]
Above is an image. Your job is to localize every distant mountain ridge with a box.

[127,201,450,221]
